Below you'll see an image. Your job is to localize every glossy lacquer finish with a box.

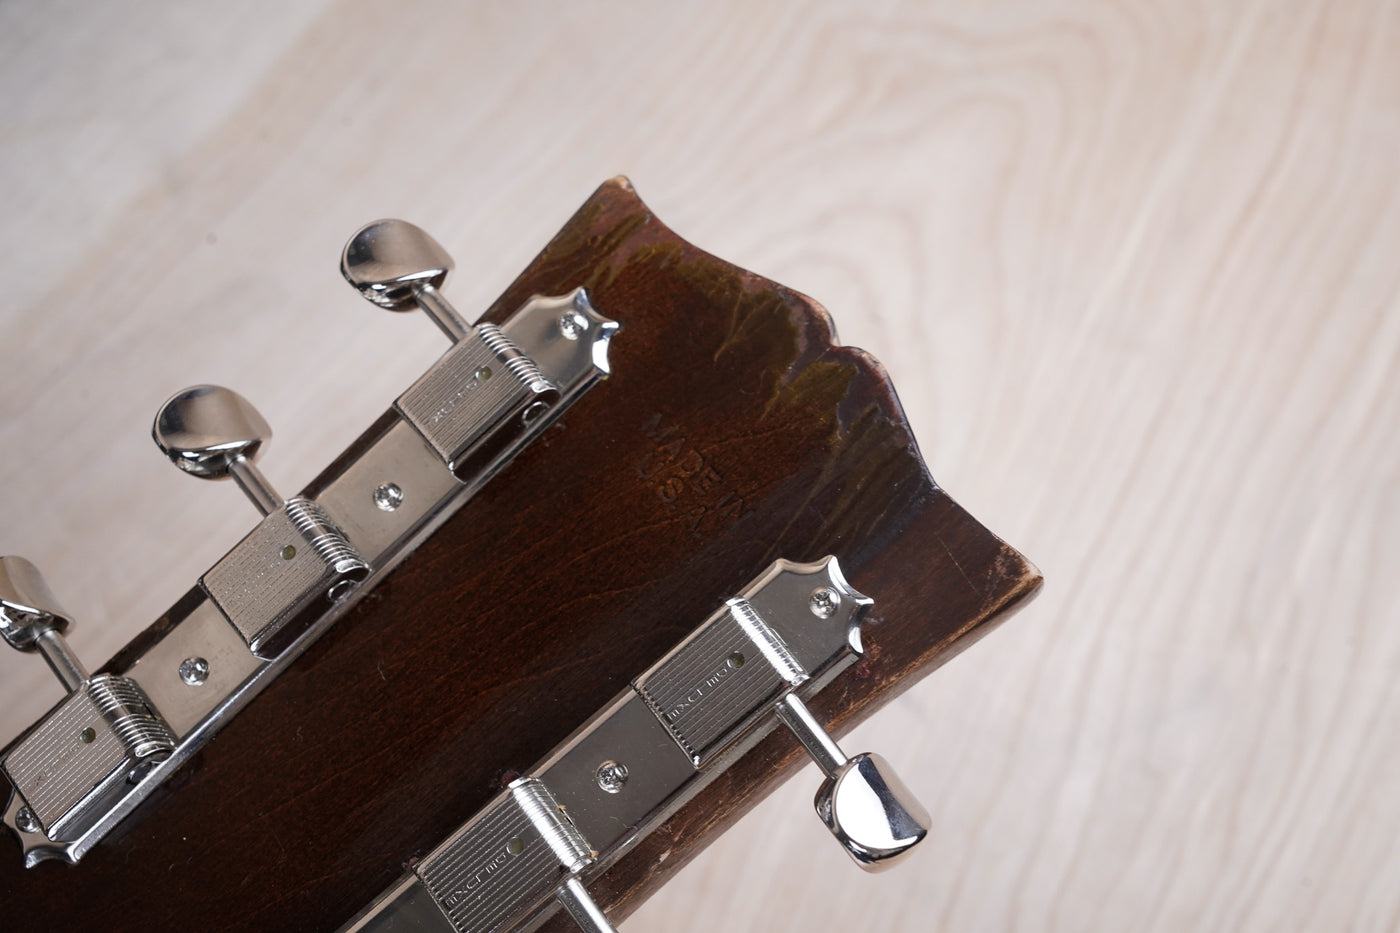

[0,179,1040,931]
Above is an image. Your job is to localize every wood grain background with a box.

[1,1,1395,930]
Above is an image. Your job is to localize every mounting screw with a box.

[595,760,629,794]
[179,657,210,686]
[14,807,39,834]
[373,482,404,512]
[559,310,589,339]
[809,587,841,619]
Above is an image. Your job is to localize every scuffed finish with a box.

[0,180,1038,931]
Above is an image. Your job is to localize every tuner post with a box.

[340,218,471,342]
[153,385,283,515]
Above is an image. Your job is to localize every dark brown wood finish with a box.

[0,179,1040,931]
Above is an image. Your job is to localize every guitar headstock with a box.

[0,178,1039,931]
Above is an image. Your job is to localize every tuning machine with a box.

[0,556,175,858]
[4,210,620,871]
[349,557,928,932]
[152,386,369,658]
[339,218,584,479]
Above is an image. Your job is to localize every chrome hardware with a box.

[555,877,614,933]
[177,657,209,686]
[344,556,924,933]
[341,221,615,479]
[808,585,841,619]
[635,594,806,767]
[594,760,628,794]
[153,385,281,515]
[341,218,471,342]
[13,805,39,834]
[372,483,403,511]
[775,694,929,870]
[199,495,369,657]
[3,222,616,867]
[394,316,560,477]
[414,778,614,933]
[154,387,370,656]
[0,556,88,691]
[3,676,174,845]
[0,557,176,866]
[632,564,927,869]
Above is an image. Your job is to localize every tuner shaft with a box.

[413,283,470,343]
[34,628,87,692]
[774,693,846,777]
[555,877,615,933]
[227,455,282,517]
[775,690,931,871]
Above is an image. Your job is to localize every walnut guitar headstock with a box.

[0,178,1039,932]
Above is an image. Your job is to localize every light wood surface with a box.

[1,1,1396,930]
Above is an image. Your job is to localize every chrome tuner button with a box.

[775,693,930,872]
[153,385,282,516]
[340,219,470,342]
[0,556,89,692]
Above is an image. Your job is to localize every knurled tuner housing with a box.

[151,385,370,658]
[0,556,175,860]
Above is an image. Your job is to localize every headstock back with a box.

[0,178,1039,931]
